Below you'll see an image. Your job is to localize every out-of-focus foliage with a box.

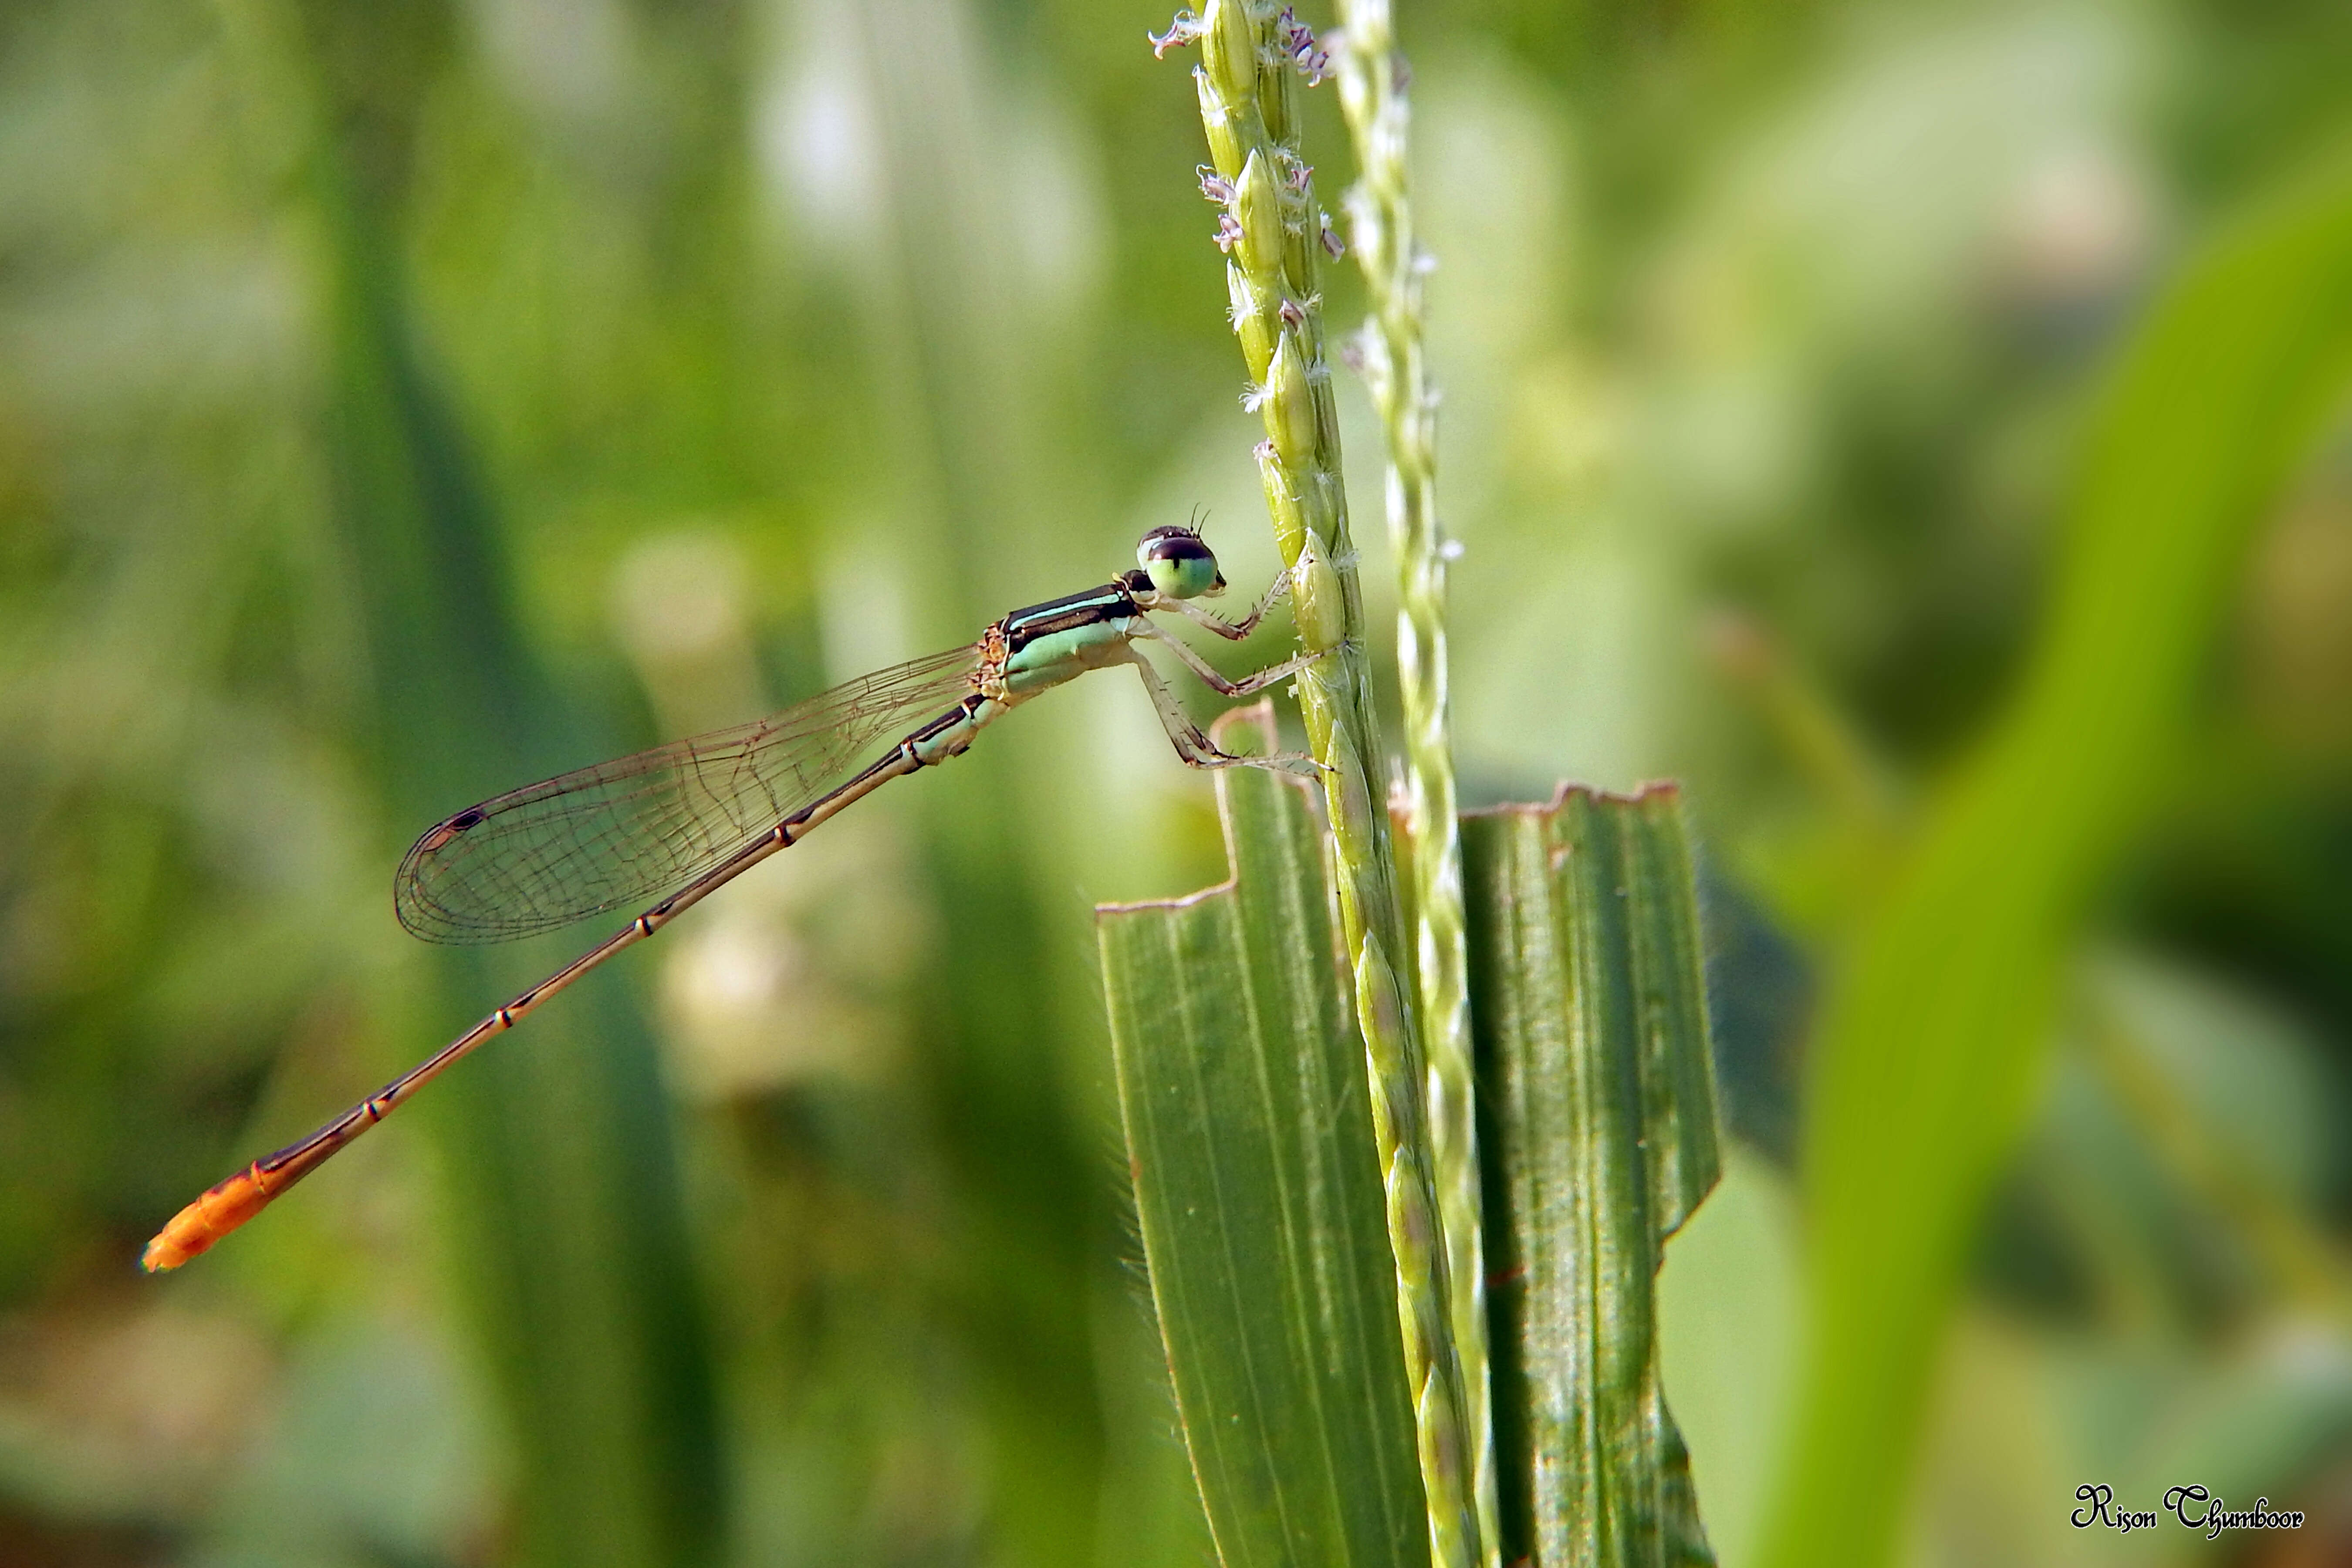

[0,0,2347,1564]
[1759,155,2352,1568]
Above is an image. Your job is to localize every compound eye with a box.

[1137,527,1222,599]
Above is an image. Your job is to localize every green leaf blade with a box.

[1622,788,1721,1242]
[1099,704,1428,1568]
[1463,787,1721,1568]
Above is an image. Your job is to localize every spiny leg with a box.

[1120,647,1321,777]
[1134,567,1290,641]
[1131,618,1321,698]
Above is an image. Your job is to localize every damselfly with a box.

[143,525,1318,1271]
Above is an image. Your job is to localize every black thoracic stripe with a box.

[1002,580,1134,652]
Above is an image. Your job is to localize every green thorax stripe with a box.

[1002,581,1136,652]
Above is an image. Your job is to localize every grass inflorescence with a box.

[1156,3,1486,1564]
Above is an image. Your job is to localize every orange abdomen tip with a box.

[141,1167,273,1273]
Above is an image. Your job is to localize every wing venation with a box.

[395,644,980,943]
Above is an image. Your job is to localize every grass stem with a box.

[1331,5,1500,1563]
[1163,4,1485,1563]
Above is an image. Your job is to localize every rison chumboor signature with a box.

[2074,1483,2305,1539]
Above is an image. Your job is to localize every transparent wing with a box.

[395,644,982,943]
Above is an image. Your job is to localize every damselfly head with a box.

[1137,523,1226,599]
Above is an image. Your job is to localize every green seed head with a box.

[1195,68,1244,177]
[1292,528,1346,649]
[1137,524,1226,599]
[1229,264,1277,382]
[1200,0,1259,115]
[1264,330,1317,467]
[1234,149,1284,278]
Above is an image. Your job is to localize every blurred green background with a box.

[2,0,2349,1565]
